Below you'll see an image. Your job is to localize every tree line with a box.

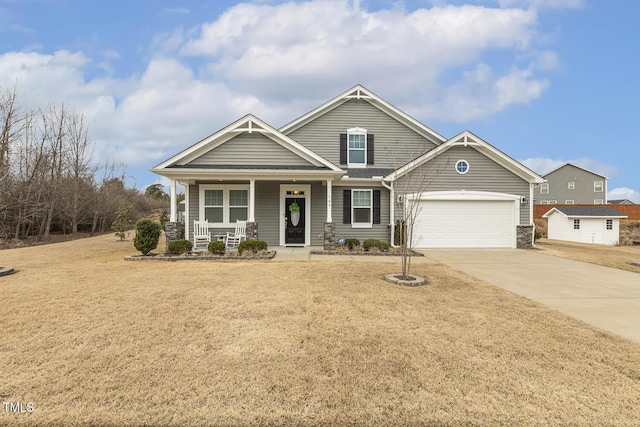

[0,86,168,241]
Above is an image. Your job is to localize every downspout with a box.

[381,179,395,247]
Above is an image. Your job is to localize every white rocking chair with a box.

[193,220,211,251]
[225,220,247,249]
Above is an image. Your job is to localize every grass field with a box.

[1,234,640,426]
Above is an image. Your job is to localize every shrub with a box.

[363,239,390,252]
[208,240,226,255]
[534,230,543,242]
[168,239,193,255]
[133,219,161,255]
[238,239,268,255]
[345,238,360,250]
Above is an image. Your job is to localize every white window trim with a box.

[594,199,604,204]
[351,189,373,228]
[594,181,604,192]
[540,183,549,194]
[565,200,575,204]
[347,127,367,168]
[455,159,470,175]
[199,184,249,227]
[568,182,575,190]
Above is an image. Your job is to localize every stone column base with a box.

[324,222,336,250]
[517,225,534,248]
[246,222,258,240]
[165,222,183,252]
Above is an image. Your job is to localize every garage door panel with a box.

[413,200,515,248]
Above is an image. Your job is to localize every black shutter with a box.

[373,189,381,224]
[340,133,347,165]
[343,190,351,224]
[367,134,374,165]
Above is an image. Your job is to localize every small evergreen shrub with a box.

[208,240,226,255]
[345,238,360,250]
[363,239,390,252]
[238,239,268,255]
[133,219,161,256]
[168,239,193,255]
[534,230,543,241]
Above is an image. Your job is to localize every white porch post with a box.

[326,179,332,222]
[249,179,256,222]
[169,179,177,222]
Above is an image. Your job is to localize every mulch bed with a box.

[310,249,424,257]
[125,251,276,261]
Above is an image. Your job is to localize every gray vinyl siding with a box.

[333,185,391,244]
[310,181,327,246]
[285,98,438,168]
[188,184,198,242]
[539,164,606,204]
[186,132,313,167]
[395,146,531,224]
[254,181,280,246]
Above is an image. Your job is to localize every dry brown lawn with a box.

[2,235,640,426]
[536,238,640,273]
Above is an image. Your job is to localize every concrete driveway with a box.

[423,249,640,343]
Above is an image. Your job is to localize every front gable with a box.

[281,85,446,170]
[152,114,343,181]
[389,131,545,185]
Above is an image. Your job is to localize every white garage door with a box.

[412,200,516,248]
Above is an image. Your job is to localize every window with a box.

[455,160,469,174]
[594,181,604,192]
[594,199,604,205]
[229,190,248,222]
[540,183,549,194]
[200,185,248,225]
[568,182,575,190]
[565,200,575,205]
[549,200,557,204]
[574,219,580,229]
[606,219,613,230]
[348,128,366,167]
[204,190,223,223]
[352,190,372,227]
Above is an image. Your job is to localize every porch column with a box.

[249,179,256,222]
[169,179,177,222]
[326,179,332,222]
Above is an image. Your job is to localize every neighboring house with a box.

[177,200,185,222]
[609,199,635,205]
[152,85,544,249]
[536,163,608,205]
[542,206,627,246]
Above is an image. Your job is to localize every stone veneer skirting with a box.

[165,222,183,252]
[246,222,258,240]
[323,222,336,250]
[517,225,534,249]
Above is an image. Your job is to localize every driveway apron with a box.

[423,249,640,343]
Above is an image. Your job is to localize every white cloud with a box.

[497,0,585,9]
[0,1,566,169]
[608,187,640,204]
[520,157,619,177]
[180,1,545,120]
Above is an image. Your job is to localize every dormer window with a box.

[340,128,374,167]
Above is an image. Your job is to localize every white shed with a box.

[542,206,627,246]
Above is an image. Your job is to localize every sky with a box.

[1,0,639,202]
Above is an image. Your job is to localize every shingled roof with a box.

[542,206,628,218]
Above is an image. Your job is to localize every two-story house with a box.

[152,85,544,249]
[536,163,608,205]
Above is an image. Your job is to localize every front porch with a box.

[166,178,337,249]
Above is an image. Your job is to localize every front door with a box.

[285,198,305,244]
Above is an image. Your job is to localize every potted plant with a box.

[289,201,300,226]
